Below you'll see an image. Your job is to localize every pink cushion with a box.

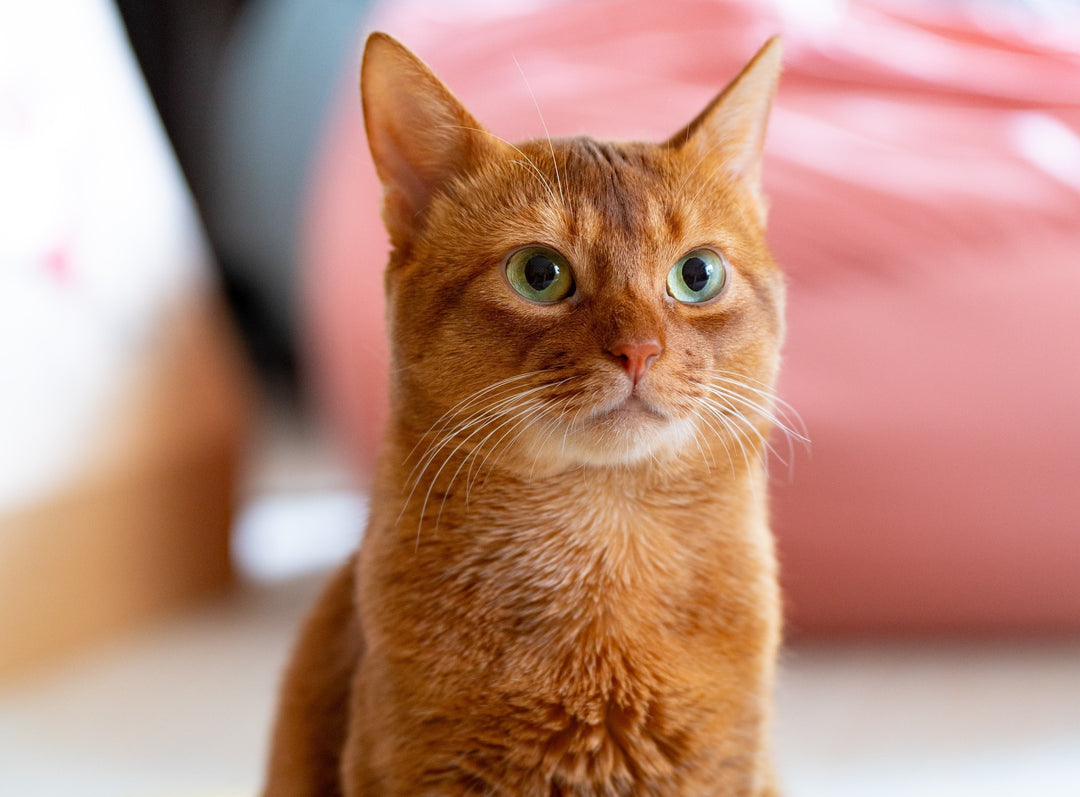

[302,0,1080,633]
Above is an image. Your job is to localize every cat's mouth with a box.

[548,390,693,467]
[608,394,664,418]
[588,391,671,429]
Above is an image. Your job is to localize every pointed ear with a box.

[665,37,782,217]
[361,33,500,246]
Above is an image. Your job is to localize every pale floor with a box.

[2,407,1078,796]
[1,573,1078,797]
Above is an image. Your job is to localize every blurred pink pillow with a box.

[302,0,1080,633]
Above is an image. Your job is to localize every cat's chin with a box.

[527,398,699,471]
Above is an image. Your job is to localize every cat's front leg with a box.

[263,558,363,797]
[755,760,782,797]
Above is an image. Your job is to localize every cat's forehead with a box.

[528,137,670,234]
[417,131,765,295]
[504,137,751,272]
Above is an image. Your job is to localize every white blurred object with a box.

[0,0,209,512]
[1013,112,1080,191]
[233,490,367,581]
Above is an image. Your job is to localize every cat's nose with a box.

[609,339,663,386]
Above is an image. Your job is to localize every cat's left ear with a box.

[665,37,782,220]
[361,33,505,247]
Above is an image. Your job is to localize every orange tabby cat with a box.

[265,32,791,796]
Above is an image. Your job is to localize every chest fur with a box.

[359,472,777,791]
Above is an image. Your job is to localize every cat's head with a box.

[362,34,786,473]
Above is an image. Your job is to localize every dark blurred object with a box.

[115,0,245,217]
[115,1,284,378]
[117,0,373,397]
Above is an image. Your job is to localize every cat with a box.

[264,31,793,796]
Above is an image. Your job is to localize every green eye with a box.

[667,248,727,304]
[506,247,574,303]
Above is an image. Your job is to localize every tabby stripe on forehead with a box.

[563,141,667,247]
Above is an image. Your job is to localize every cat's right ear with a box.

[664,37,782,221]
[361,33,500,247]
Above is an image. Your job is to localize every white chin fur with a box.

[534,413,698,469]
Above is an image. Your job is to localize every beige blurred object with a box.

[0,294,251,682]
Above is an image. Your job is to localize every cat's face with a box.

[363,34,785,472]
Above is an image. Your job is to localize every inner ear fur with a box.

[361,33,504,247]
[665,36,782,218]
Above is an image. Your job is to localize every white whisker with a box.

[471,399,555,493]
[415,399,538,547]
[707,369,809,441]
[702,386,788,465]
[700,393,773,475]
[398,369,579,545]
[435,399,547,531]
[461,396,555,500]
[690,369,810,483]
[697,397,753,473]
[695,396,761,504]
[444,123,559,206]
[529,394,576,480]
[513,55,565,208]
[406,376,568,494]
[404,370,548,480]
[685,159,734,207]
[687,401,723,472]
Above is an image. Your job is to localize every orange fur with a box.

[265,33,788,796]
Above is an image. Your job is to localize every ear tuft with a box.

[666,36,783,218]
[361,33,496,246]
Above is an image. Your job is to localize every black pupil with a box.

[524,254,559,291]
[682,256,713,293]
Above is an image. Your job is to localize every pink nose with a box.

[609,339,663,386]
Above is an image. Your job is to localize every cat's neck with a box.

[369,431,776,655]
[379,427,769,555]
